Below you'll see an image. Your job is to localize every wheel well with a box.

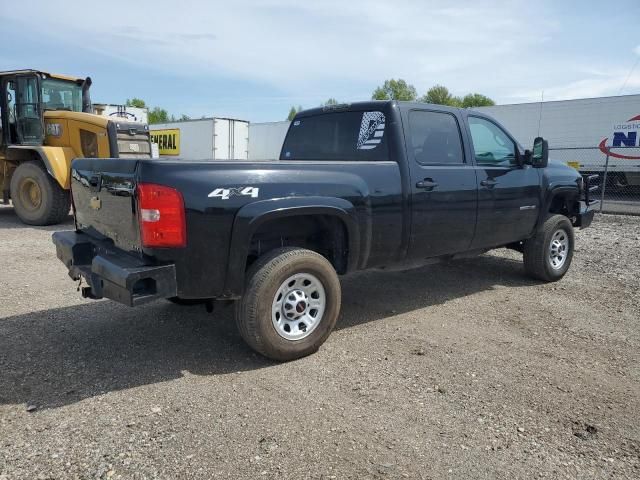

[3,151,44,195]
[548,193,578,217]
[247,215,349,274]
[6,150,48,176]
[6,148,42,164]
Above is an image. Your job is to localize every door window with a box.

[468,116,517,166]
[15,76,43,144]
[409,110,464,164]
[5,80,17,144]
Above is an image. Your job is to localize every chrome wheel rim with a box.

[272,273,326,341]
[549,229,569,269]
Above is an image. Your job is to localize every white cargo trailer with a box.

[475,94,640,188]
[150,118,249,160]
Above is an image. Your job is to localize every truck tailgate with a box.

[71,158,141,253]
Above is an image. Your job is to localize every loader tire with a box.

[10,161,70,226]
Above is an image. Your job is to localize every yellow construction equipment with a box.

[0,69,151,225]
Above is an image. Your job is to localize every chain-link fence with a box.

[549,146,640,215]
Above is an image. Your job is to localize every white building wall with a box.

[248,121,290,160]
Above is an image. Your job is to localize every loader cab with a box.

[0,70,91,149]
[0,72,44,147]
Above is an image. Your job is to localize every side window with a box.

[468,116,517,166]
[281,111,388,161]
[5,81,17,144]
[409,110,464,164]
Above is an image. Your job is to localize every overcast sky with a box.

[1,0,638,122]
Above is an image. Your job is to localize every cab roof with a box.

[295,100,463,118]
[0,69,84,83]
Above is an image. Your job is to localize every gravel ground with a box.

[0,204,638,479]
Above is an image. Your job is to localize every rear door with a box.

[405,108,478,260]
[465,115,541,249]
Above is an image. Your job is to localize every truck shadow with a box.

[0,205,74,231]
[0,253,535,410]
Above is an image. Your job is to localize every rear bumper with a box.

[52,231,177,307]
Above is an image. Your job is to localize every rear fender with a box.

[7,146,77,189]
[223,196,362,296]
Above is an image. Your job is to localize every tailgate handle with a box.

[104,185,134,196]
[89,174,102,192]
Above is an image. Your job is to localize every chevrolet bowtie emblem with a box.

[90,197,102,210]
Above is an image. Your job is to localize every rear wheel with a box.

[10,161,70,225]
[235,248,341,361]
[523,214,575,282]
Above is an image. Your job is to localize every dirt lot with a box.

[0,204,638,480]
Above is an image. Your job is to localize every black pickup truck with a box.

[53,101,597,360]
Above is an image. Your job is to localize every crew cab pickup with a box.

[53,101,597,360]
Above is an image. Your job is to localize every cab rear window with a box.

[280,111,389,161]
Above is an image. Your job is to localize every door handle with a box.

[480,178,498,188]
[416,178,439,190]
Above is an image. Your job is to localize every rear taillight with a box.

[137,183,186,248]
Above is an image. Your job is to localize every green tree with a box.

[461,93,495,107]
[178,114,191,121]
[422,85,462,107]
[148,107,170,124]
[372,79,417,101]
[287,105,303,121]
[125,98,147,108]
[322,98,339,106]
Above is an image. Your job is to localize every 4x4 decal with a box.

[208,186,260,200]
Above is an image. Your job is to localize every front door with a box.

[466,115,541,249]
[12,75,43,145]
[406,109,478,260]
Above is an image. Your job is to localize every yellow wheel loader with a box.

[0,70,151,225]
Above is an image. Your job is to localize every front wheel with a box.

[523,214,575,282]
[10,161,70,226]
[235,248,341,361]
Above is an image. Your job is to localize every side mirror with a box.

[532,137,549,168]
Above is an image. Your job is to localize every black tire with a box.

[235,247,341,361]
[10,161,70,226]
[523,214,575,282]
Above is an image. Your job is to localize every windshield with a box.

[41,78,83,112]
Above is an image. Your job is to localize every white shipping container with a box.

[150,118,249,160]
[475,94,640,184]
